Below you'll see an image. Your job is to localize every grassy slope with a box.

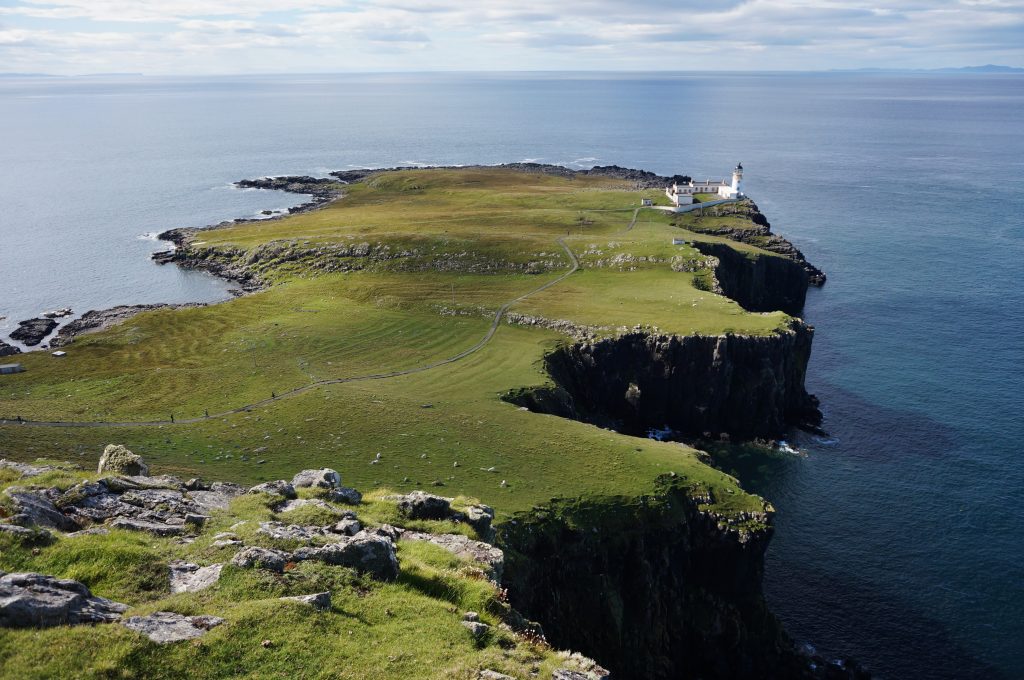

[0,168,785,521]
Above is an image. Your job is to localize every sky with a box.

[0,0,1022,75]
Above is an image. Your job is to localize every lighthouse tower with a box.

[731,162,744,197]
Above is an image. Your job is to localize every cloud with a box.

[0,0,1021,73]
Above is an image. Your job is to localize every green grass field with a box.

[0,167,788,520]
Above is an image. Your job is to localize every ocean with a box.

[1,72,1021,678]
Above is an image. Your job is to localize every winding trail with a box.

[1,238,580,429]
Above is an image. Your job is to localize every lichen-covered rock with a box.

[0,572,128,627]
[168,561,223,594]
[230,546,290,573]
[396,491,451,520]
[293,532,398,580]
[97,444,149,477]
[249,480,297,499]
[121,611,223,643]
[280,592,331,610]
[291,468,341,490]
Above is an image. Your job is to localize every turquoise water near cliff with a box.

[1,73,1021,678]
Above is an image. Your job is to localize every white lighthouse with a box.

[731,162,744,197]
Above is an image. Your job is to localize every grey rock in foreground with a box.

[97,444,149,476]
[122,611,224,643]
[0,572,128,627]
[168,561,223,594]
[110,517,184,537]
[291,468,341,490]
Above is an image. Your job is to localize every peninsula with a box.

[0,165,863,679]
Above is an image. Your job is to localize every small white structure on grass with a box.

[666,163,744,207]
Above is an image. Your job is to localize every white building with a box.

[666,163,744,207]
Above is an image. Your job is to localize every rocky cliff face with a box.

[499,482,856,680]
[692,242,810,315]
[507,321,821,440]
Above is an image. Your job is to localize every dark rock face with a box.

[9,318,57,346]
[0,572,128,627]
[693,242,810,316]
[0,340,21,356]
[499,486,826,680]
[508,322,821,441]
[3,489,81,532]
[684,204,826,287]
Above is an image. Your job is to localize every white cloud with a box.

[0,0,1021,73]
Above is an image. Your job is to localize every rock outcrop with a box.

[9,318,57,346]
[0,572,128,627]
[0,340,21,356]
[507,321,821,441]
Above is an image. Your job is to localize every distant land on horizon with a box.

[0,66,1021,78]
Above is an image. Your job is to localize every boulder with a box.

[122,611,223,644]
[0,572,128,627]
[97,445,149,477]
[396,491,451,520]
[293,532,398,580]
[110,518,184,537]
[326,486,362,505]
[291,468,341,490]
[168,561,223,594]
[280,592,331,610]
[3,489,80,532]
[249,480,297,499]
[230,546,290,573]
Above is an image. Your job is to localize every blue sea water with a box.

[1,72,1022,678]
